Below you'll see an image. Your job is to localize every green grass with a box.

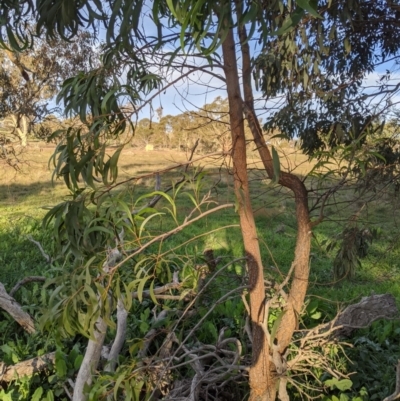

[2,145,400,307]
[3,145,400,399]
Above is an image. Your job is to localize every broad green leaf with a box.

[325,378,353,391]
[46,389,55,401]
[31,387,44,401]
[55,354,67,378]
[74,354,84,370]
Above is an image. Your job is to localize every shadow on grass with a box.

[0,180,67,205]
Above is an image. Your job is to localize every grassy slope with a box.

[1,144,400,310]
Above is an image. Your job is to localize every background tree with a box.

[1,1,400,401]
[0,30,98,167]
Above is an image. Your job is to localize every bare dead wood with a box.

[27,235,52,263]
[159,329,245,401]
[333,293,399,337]
[0,352,55,382]
[9,276,46,297]
[132,281,181,300]
[73,245,123,401]
[383,360,400,401]
[105,299,128,373]
[0,282,36,334]
[72,317,107,401]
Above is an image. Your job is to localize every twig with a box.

[108,203,235,274]
[132,274,181,300]
[27,235,52,263]
[138,310,169,360]
[0,282,36,333]
[383,360,400,401]
[63,385,73,400]
[105,299,128,373]
[0,352,55,382]
[10,276,46,297]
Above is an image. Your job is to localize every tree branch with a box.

[0,282,36,334]
[0,352,55,382]
[10,276,46,297]
[27,235,52,263]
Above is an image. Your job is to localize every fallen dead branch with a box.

[27,235,52,263]
[383,360,400,401]
[10,276,46,297]
[0,282,36,334]
[0,352,55,382]
[333,293,399,337]
[282,293,400,399]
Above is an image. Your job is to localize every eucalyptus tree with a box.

[0,29,97,166]
[2,1,400,401]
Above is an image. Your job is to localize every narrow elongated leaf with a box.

[149,280,158,305]
[296,0,323,19]
[137,276,150,303]
[270,310,287,346]
[271,146,281,182]
[271,9,305,36]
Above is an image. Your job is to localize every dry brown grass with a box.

[0,143,315,220]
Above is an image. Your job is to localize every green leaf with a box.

[241,3,259,25]
[149,280,158,305]
[271,9,305,36]
[270,310,286,346]
[74,354,84,370]
[139,212,165,237]
[32,387,44,401]
[296,0,323,19]
[271,146,281,183]
[55,356,68,378]
[114,371,126,400]
[336,379,353,391]
[344,37,351,54]
[46,389,55,401]
[137,276,150,303]
[306,299,319,314]
[325,378,353,391]
[310,311,322,319]
[133,380,144,400]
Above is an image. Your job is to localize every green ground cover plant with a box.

[1,146,400,400]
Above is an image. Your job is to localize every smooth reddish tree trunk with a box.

[237,18,312,400]
[221,27,276,401]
